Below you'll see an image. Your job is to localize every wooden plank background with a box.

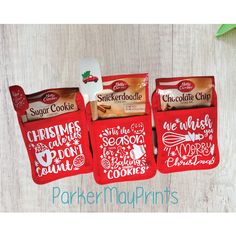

[0,24,236,212]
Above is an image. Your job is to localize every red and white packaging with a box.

[9,86,93,184]
[152,76,220,173]
[87,74,156,184]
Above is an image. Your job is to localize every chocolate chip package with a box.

[156,76,214,111]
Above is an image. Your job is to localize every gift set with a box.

[9,86,93,184]
[9,59,220,185]
[152,76,220,173]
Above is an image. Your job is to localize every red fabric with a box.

[152,85,220,173]
[16,92,93,184]
[87,105,156,185]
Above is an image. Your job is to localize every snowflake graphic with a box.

[144,144,147,148]
[54,158,61,164]
[182,155,187,160]
[171,151,176,156]
[175,118,180,123]
[73,139,80,145]
[100,145,103,149]
[117,126,120,129]
[101,128,110,136]
[104,170,107,173]
[100,155,103,158]
[66,142,71,147]
[143,132,146,135]
[127,145,131,149]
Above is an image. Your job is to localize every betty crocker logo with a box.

[111,80,128,92]
[42,92,59,104]
[177,80,195,92]
[98,122,149,180]
[27,121,85,178]
[162,114,215,168]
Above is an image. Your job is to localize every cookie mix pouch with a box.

[9,85,93,184]
[152,76,220,173]
[87,73,156,184]
[96,74,148,119]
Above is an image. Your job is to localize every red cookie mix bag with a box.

[9,86,93,184]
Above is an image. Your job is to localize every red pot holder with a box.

[152,77,220,173]
[87,105,156,185]
[9,86,93,184]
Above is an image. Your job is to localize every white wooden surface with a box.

[0,25,236,212]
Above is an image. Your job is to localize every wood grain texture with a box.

[0,24,235,212]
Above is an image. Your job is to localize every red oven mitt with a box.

[9,86,93,184]
[152,78,220,173]
[87,104,156,184]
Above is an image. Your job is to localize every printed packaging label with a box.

[156,76,214,111]
[26,88,79,121]
[96,74,148,119]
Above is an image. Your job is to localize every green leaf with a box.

[82,71,91,78]
[216,24,236,38]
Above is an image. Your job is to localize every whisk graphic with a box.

[162,131,204,148]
